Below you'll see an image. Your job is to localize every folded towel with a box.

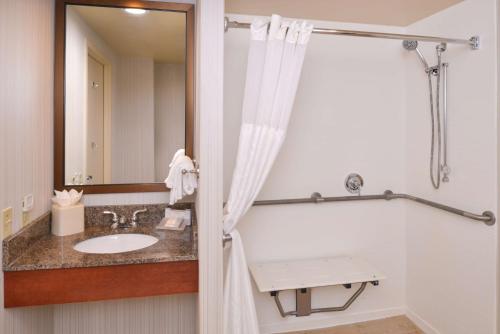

[165,149,198,205]
[156,217,186,231]
[165,208,191,226]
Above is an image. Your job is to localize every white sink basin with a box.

[73,234,159,254]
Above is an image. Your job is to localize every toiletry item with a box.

[51,189,84,236]
[52,203,84,236]
[165,208,191,225]
[52,189,83,207]
[156,216,186,231]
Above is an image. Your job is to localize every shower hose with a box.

[428,50,442,189]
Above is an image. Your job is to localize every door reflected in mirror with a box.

[64,5,187,186]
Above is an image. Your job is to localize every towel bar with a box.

[181,168,199,175]
[181,160,199,176]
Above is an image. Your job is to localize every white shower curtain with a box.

[223,15,313,334]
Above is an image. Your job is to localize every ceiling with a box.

[225,0,464,27]
[73,5,185,63]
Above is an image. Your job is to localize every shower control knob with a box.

[345,173,364,195]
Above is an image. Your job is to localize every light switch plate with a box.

[2,207,13,239]
[22,194,34,212]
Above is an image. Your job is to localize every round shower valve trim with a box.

[345,173,364,194]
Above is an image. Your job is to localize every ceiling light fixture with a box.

[124,8,146,15]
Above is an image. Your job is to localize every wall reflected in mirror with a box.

[64,5,186,186]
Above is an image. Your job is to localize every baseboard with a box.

[405,308,441,334]
[259,307,406,334]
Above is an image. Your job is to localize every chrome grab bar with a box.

[383,191,495,225]
[223,190,495,245]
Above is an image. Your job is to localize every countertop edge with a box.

[3,255,198,272]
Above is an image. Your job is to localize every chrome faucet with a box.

[103,210,123,229]
[103,209,147,229]
[131,208,148,227]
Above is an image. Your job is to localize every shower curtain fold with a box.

[223,15,313,334]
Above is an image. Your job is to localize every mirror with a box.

[55,1,194,194]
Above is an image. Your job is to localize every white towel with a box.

[169,149,185,168]
[165,149,198,205]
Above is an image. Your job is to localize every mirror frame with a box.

[54,0,194,194]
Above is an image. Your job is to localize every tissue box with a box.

[52,203,84,236]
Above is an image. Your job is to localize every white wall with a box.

[405,1,498,333]
[112,56,156,183]
[65,7,118,184]
[497,1,500,332]
[224,15,408,333]
[194,0,225,331]
[65,7,86,183]
[0,0,55,332]
[154,63,186,182]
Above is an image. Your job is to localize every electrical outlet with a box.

[2,207,13,239]
[22,211,30,227]
[21,194,33,227]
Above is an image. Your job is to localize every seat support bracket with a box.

[270,281,377,317]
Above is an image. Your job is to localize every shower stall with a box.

[223,1,498,333]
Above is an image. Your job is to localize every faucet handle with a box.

[103,210,118,222]
[132,208,147,225]
[103,211,121,229]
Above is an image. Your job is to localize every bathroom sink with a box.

[73,234,159,254]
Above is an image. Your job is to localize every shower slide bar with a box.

[224,17,480,50]
[222,190,495,245]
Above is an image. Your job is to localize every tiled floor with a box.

[285,316,424,334]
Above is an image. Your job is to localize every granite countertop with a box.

[3,203,197,272]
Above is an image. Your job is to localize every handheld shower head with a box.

[402,40,430,71]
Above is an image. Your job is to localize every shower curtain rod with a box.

[224,17,480,50]
[222,190,495,244]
